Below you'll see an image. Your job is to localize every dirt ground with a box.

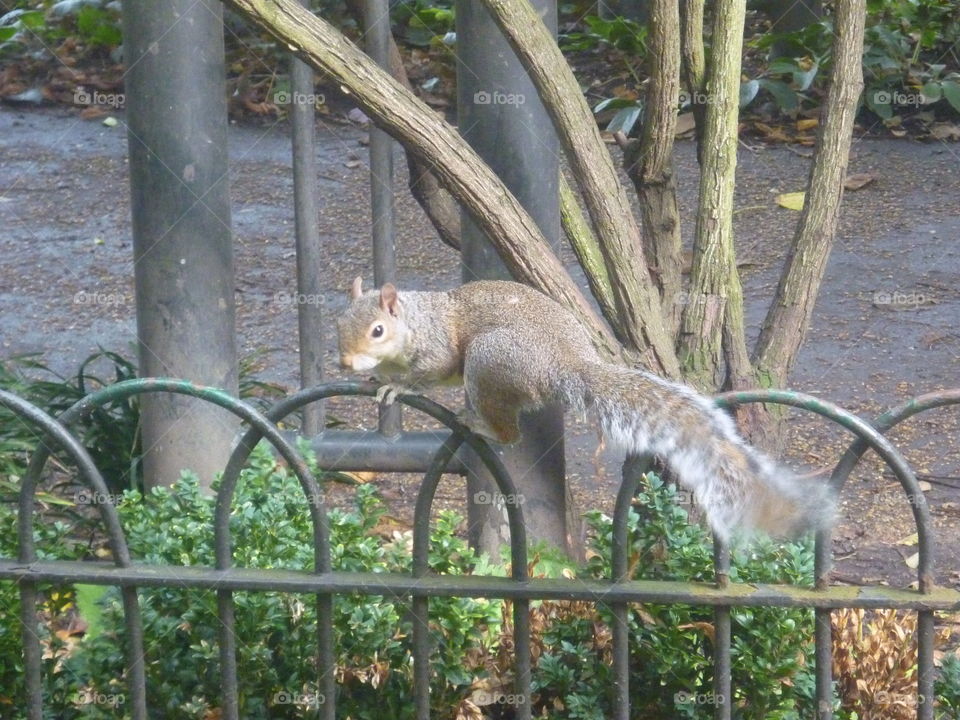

[1,104,959,590]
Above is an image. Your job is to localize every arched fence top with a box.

[712,388,935,591]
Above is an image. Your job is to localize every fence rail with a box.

[1,379,957,720]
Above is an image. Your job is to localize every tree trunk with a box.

[223,0,621,358]
[679,0,707,163]
[678,0,749,390]
[620,0,683,337]
[754,0,866,387]
[479,0,681,378]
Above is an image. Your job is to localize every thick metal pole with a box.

[364,0,401,438]
[455,0,575,556]
[122,0,238,490]
[291,0,324,436]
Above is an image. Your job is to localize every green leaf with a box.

[593,96,641,113]
[758,78,799,111]
[0,26,16,41]
[921,81,942,104]
[18,11,45,30]
[739,79,760,107]
[75,584,108,640]
[768,57,799,75]
[865,87,893,119]
[793,61,819,92]
[606,105,642,135]
[941,81,960,113]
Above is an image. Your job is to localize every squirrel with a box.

[336,277,832,541]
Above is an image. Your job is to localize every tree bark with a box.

[620,0,683,338]
[678,0,749,390]
[560,175,619,325]
[222,0,621,358]
[480,0,681,378]
[679,0,707,163]
[754,0,866,387]
[343,0,462,251]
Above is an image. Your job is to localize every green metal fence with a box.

[1,379,958,720]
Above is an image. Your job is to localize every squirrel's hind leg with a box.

[462,329,542,445]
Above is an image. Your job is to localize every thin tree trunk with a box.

[479,0,681,378]
[344,0,462,250]
[678,0,749,390]
[679,0,706,163]
[754,0,866,386]
[560,175,618,324]
[620,0,683,337]
[223,0,621,358]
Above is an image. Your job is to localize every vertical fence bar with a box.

[363,0,401,437]
[918,610,935,720]
[20,584,42,720]
[712,540,732,720]
[291,0,325,437]
[814,524,835,719]
[610,455,647,720]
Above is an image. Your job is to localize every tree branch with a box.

[678,0,750,390]
[222,0,621,357]
[480,0,681,377]
[754,0,867,385]
[621,0,684,338]
[679,0,707,163]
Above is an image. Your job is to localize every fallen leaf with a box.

[896,532,919,546]
[797,117,818,131]
[844,173,876,191]
[675,112,696,137]
[776,191,805,210]
[904,552,919,569]
[930,123,960,141]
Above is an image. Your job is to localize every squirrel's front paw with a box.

[375,383,410,406]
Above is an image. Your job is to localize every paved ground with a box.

[1,105,959,588]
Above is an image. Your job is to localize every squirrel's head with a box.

[337,277,408,373]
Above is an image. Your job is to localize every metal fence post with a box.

[121,0,239,490]
[291,0,325,437]
[455,0,576,559]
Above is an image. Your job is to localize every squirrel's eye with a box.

[371,324,384,339]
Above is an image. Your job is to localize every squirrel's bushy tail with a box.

[570,363,833,542]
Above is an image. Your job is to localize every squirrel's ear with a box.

[380,283,399,316]
[350,276,363,300]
